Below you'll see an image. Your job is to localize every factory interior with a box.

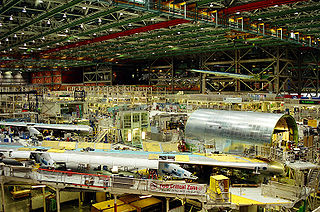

[1,0,320,211]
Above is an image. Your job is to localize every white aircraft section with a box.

[0,121,92,133]
[49,152,159,170]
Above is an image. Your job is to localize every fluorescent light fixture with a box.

[139,195,152,199]
[19,47,28,49]
[57,34,67,37]
[142,131,146,140]
[22,6,27,13]
[32,185,46,188]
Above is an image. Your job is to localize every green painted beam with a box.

[4,7,123,51]
[0,0,84,40]
[77,13,158,37]
[250,4,320,20]
[270,15,320,27]
[0,0,23,15]
[92,35,228,58]
[126,39,289,60]
[57,24,218,56]
[36,13,158,49]
[288,22,320,31]
[85,30,227,57]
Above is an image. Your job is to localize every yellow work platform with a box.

[230,187,292,207]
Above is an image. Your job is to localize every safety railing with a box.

[207,187,231,203]
[1,166,221,201]
[112,0,319,49]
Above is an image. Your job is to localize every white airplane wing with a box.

[0,121,92,133]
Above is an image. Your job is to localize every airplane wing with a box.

[189,69,256,80]
[0,121,92,133]
[0,144,282,174]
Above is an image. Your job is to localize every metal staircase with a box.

[94,128,108,143]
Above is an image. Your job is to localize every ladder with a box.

[94,128,108,143]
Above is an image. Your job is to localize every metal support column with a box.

[1,182,5,212]
[114,194,117,212]
[56,188,60,212]
[274,47,280,94]
[42,187,46,212]
[201,73,206,94]
[235,49,240,92]
[166,197,170,212]
[79,191,82,209]
[171,58,174,94]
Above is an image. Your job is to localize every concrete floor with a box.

[0,186,91,212]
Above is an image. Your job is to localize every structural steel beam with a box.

[221,0,307,15]
[0,0,84,40]
[0,0,23,15]
[40,19,190,55]
[3,7,123,51]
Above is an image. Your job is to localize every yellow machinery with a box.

[209,175,230,202]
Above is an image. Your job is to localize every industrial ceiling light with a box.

[47,19,51,24]
[128,23,132,26]
[9,15,13,21]
[5,38,9,41]
[98,18,102,23]
[22,6,27,13]
[32,40,35,43]
[82,6,87,9]
[9,48,12,51]
[258,18,262,20]
[24,43,26,46]
[63,12,67,18]
[0,23,2,27]
[42,36,45,40]
[236,12,240,14]
[294,12,299,15]
[80,23,84,28]
[119,12,123,16]
[274,4,278,7]
[65,29,69,33]
[21,32,24,35]
[14,34,17,38]
[38,48,41,50]
[109,29,113,31]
